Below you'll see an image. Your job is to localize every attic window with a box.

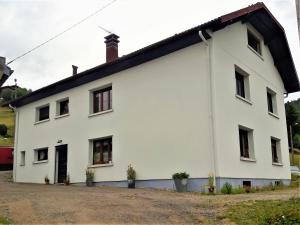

[247,30,261,55]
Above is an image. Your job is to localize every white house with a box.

[9,3,300,191]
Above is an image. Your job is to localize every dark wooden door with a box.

[56,145,67,183]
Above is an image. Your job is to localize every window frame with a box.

[247,29,262,55]
[36,104,50,122]
[20,151,26,166]
[34,148,49,163]
[235,66,251,103]
[89,85,113,116]
[56,98,69,117]
[271,137,282,165]
[236,71,245,98]
[266,88,278,116]
[91,137,113,165]
[238,125,255,161]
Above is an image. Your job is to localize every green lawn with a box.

[0,217,11,225]
[225,198,300,225]
[0,107,15,146]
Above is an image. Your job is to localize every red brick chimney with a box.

[104,34,119,63]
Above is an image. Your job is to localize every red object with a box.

[0,146,13,170]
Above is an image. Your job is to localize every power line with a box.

[98,25,112,34]
[7,0,117,65]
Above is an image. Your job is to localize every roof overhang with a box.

[6,2,299,108]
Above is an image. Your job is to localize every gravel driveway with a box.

[0,171,298,224]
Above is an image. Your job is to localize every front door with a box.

[56,145,68,183]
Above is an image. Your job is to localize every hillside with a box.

[0,107,15,146]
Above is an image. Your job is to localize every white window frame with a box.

[235,65,252,104]
[35,104,50,124]
[238,125,255,162]
[271,137,282,165]
[55,97,70,118]
[33,147,49,164]
[266,88,278,117]
[20,151,26,166]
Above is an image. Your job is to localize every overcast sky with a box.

[0,0,299,101]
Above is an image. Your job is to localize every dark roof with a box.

[8,2,300,107]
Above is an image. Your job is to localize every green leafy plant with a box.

[0,124,8,136]
[172,172,189,180]
[127,164,136,180]
[86,168,94,181]
[232,186,245,194]
[221,182,233,194]
[44,175,50,184]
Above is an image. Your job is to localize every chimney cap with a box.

[104,34,120,43]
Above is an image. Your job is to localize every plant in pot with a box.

[207,173,215,193]
[44,175,50,185]
[127,164,136,189]
[172,172,189,192]
[86,168,94,187]
[64,174,70,186]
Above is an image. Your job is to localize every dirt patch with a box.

[0,171,298,224]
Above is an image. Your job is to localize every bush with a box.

[172,172,189,180]
[0,124,8,136]
[221,182,233,194]
[232,186,245,194]
[86,168,94,181]
[127,164,136,180]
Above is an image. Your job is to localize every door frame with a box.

[55,144,68,183]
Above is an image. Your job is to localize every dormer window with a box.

[247,30,261,55]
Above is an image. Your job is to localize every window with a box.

[92,138,112,165]
[92,86,112,113]
[56,98,69,116]
[238,126,255,160]
[236,71,245,98]
[34,148,48,162]
[239,129,249,158]
[271,138,281,164]
[247,30,261,55]
[266,89,277,115]
[36,105,49,122]
[20,151,25,166]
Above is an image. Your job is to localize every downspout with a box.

[198,30,218,190]
[9,104,18,182]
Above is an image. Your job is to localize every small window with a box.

[20,151,25,166]
[271,138,281,164]
[92,86,112,114]
[267,89,277,115]
[243,181,251,192]
[247,30,261,55]
[236,71,245,98]
[92,138,112,165]
[238,126,255,160]
[36,105,49,122]
[35,148,48,162]
[56,98,69,116]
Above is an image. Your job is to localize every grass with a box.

[225,198,300,225]
[0,107,15,146]
[0,217,11,225]
[290,153,300,167]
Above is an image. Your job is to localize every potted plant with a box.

[208,173,215,193]
[44,175,50,185]
[172,172,189,192]
[127,164,136,189]
[64,174,70,185]
[86,168,94,187]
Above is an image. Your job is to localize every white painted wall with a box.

[212,22,290,180]
[14,43,214,184]
[14,21,291,185]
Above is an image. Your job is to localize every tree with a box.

[0,87,31,104]
[285,99,300,149]
[0,124,7,136]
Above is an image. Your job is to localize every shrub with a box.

[172,172,189,180]
[232,186,245,194]
[0,124,8,136]
[44,175,50,184]
[127,164,136,180]
[221,182,233,194]
[86,168,94,181]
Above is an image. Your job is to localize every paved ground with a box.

[0,171,299,224]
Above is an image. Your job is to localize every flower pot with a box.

[208,186,215,193]
[86,180,94,187]
[128,179,135,188]
[174,178,188,192]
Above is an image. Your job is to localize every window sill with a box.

[88,109,113,118]
[54,113,70,120]
[88,163,113,168]
[34,119,50,125]
[240,157,256,162]
[247,45,264,60]
[272,162,283,166]
[268,112,279,119]
[235,95,253,105]
[33,160,48,165]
